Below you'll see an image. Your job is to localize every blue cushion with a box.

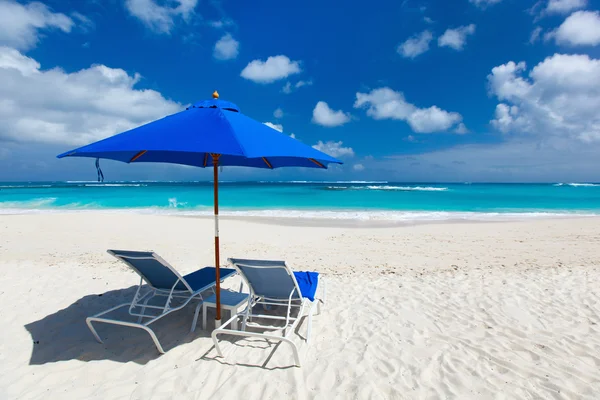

[293,271,319,301]
[181,267,236,292]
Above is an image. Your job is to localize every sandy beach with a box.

[1,213,599,399]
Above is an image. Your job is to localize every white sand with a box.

[1,213,599,399]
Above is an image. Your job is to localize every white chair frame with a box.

[211,259,326,367]
[87,251,230,354]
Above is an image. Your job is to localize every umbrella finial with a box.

[212,90,219,99]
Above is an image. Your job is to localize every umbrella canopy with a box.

[57,92,342,326]
[57,97,340,169]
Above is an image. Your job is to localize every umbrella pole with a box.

[212,154,222,326]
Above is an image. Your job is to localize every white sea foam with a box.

[262,180,389,184]
[327,185,448,192]
[168,198,188,208]
[2,205,596,221]
[554,183,600,187]
[0,185,52,188]
[83,183,145,187]
[0,198,57,208]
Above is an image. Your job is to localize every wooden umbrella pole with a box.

[212,153,222,325]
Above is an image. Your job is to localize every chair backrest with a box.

[108,250,192,292]
[228,258,302,300]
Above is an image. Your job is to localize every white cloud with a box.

[282,79,312,94]
[469,0,503,7]
[124,0,198,34]
[547,11,600,46]
[240,55,301,84]
[397,30,433,58]
[372,139,600,182]
[312,140,354,158]
[354,87,464,133]
[208,19,234,29]
[424,16,434,24]
[0,0,74,51]
[488,53,600,142]
[263,122,283,132]
[282,82,292,94]
[213,33,239,60]
[71,12,94,33]
[530,26,543,44]
[438,24,476,51]
[312,101,351,127]
[295,80,312,89]
[273,108,283,118]
[353,163,365,171]
[546,0,587,14]
[263,121,297,139]
[0,47,181,145]
[454,123,469,134]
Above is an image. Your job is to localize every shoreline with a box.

[0,208,599,228]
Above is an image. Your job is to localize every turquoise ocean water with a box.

[1,181,599,221]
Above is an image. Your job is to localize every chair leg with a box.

[281,336,301,367]
[191,301,202,333]
[212,330,224,357]
[142,326,165,354]
[137,296,153,324]
[242,306,250,331]
[86,318,103,344]
[86,317,165,354]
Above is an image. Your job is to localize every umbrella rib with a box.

[203,153,208,167]
[308,158,325,168]
[130,150,147,163]
[262,157,273,169]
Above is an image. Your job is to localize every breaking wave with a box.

[325,185,449,192]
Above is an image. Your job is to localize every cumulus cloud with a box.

[488,53,600,142]
[124,0,198,34]
[438,24,476,51]
[241,55,301,84]
[530,26,543,44]
[454,123,469,134]
[353,163,365,171]
[0,47,181,146]
[0,0,74,51]
[208,19,234,29]
[354,87,464,133]
[312,140,354,158]
[546,0,587,14]
[397,30,433,59]
[263,121,283,132]
[213,33,239,60]
[312,101,351,127]
[282,79,312,94]
[546,11,600,46]
[273,108,283,119]
[469,0,503,7]
[263,121,296,139]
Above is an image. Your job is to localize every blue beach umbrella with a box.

[57,92,342,325]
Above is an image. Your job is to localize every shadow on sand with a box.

[24,285,212,366]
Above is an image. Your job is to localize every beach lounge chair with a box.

[86,250,236,354]
[211,258,325,367]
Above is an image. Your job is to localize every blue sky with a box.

[1,0,600,182]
